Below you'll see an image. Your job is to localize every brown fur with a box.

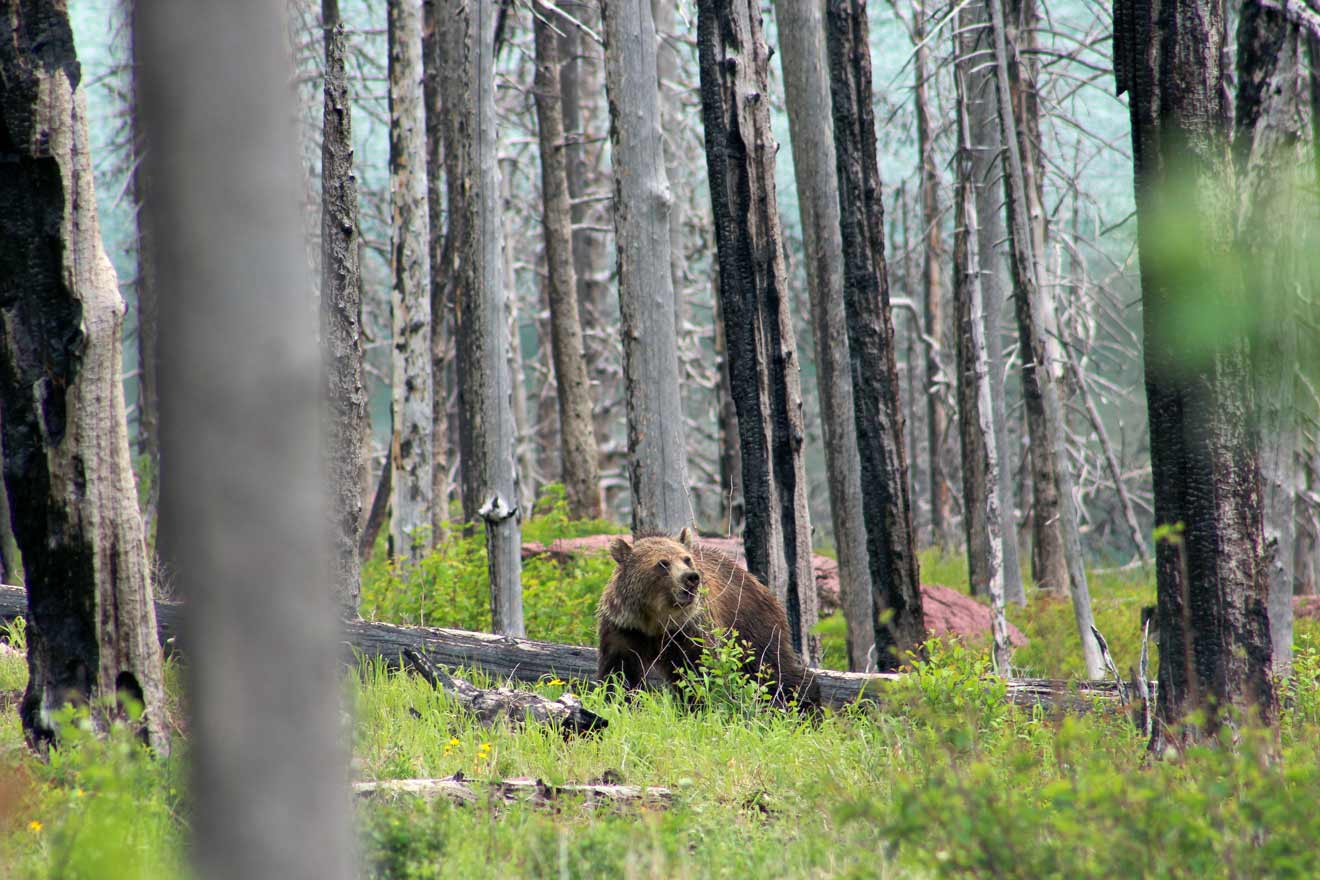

[596,528,819,709]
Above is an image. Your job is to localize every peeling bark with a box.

[0,2,169,753]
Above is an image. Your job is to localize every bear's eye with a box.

[683,556,692,567]
[656,559,670,572]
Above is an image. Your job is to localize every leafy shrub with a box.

[671,630,776,718]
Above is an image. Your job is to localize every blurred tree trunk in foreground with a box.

[0,0,169,754]
[1115,0,1277,745]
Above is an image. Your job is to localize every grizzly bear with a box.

[595,528,820,709]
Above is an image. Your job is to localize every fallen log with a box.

[353,773,671,809]
[0,584,1148,713]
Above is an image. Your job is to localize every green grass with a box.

[5,505,1320,878]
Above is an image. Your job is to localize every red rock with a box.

[522,533,1026,646]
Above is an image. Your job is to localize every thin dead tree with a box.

[0,0,169,753]
[953,0,1026,605]
[774,0,876,671]
[136,0,352,873]
[987,0,1103,677]
[601,0,693,534]
[532,7,603,520]
[1114,0,1278,742]
[443,0,524,635]
[388,0,435,560]
[322,0,367,615]
[826,0,928,669]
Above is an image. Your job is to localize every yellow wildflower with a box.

[448,737,461,747]
[27,820,42,833]
[547,678,565,687]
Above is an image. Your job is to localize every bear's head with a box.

[606,527,703,632]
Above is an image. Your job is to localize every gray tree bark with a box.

[954,2,1025,604]
[774,0,876,671]
[0,1,169,754]
[322,0,366,616]
[443,0,524,635]
[601,0,693,534]
[389,0,435,560]
[533,12,603,521]
[987,0,1103,678]
[423,0,453,540]
[1235,2,1307,676]
[136,0,352,873]
[826,0,927,669]
[698,0,819,663]
[1114,0,1278,741]
[955,71,1013,674]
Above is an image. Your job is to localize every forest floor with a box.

[1,496,1319,878]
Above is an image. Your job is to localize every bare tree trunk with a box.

[774,0,876,671]
[988,0,1102,677]
[826,0,927,669]
[651,0,688,325]
[1114,0,1278,742]
[1,1,169,754]
[955,78,1013,673]
[698,0,818,662]
[713,289,744,534]
[322,0,366,616]
[445,0,523,634]
[999,0,1067,597]
[955,1,1025,604]
[914,2,955,552]
[1235,2,1307,676]
[533,13,603,521]
[601,0,692,534]
[136,0,351,872]
[503,162,538,502]
[389,0,434,560]
[423,0,452,540]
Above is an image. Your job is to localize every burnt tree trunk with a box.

[774,0,875,671]
[601,0,693,534]
[443,0,524,634]
[322,0,366,616]
[1235,1,1308,675]
[698,0,818,661]
[388,0,434,559]
[423,0,453,540]
[0,2,169,753]
[989,0,1102,676]
[532,15,602,521]
[1114,0,1278,741]
[826,0,927,669]
[953,1,1025,604]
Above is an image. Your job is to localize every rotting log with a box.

[0,585,1149,713]
[353,774,671,809]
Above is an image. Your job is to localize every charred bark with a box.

[825,0,927,669]
[0,2,169,752]
[698,0,819,661]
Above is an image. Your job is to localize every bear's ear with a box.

[609,537,633,565]
[678,526,694,549]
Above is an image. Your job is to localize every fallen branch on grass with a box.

[402,648,606,735]
[0,584,1151,713]
[353,773,671,808]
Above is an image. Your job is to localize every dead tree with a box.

[442,0,524,635]
[388,0,435,560]
[532,8,603,521]
[987,0,1104,677]
[136,0,352,872]
[698,0,819,661]
[773,0,875,671]
[0,1,169,753]
[826,0,928,669]
[1114,0,1278,742]
[953,0,1026,605]
[322,0,367,615]
[601,0,693,534]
